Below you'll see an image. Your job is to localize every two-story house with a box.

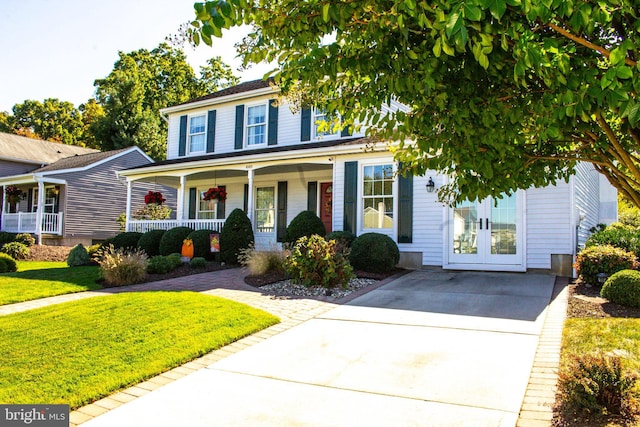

[118,79,617,273]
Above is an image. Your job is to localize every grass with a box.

[0,291,279,408]
[0,262,101,305]
[561,318,640,373]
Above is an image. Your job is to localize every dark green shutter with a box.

[343,161,358,233]
[268,100,278,145]
[178,115,187,156]
[188,187,197,219]
[301,107,311,141]
[307,181,318,214]
[206,110,216,153]
[277,181,288,242]
[234,105,244,150]
[243,184,249,213]
[216,185,226,219]
[397,171,413,243]
[27,188,33,212]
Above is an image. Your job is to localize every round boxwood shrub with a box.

[601,270,640,308]
[190,257,207,269]
[159,227,193,256]
[67,244,90,267]
[284,211,326,245]
[326,230,356,254]
[0,232,17,247]
[0,253,18,273]
[349,232,400,273]
[186,229,217,260]
[111,232,143,250]
[1,242,29,260]
[586,223,640,258]
[220,208,254,264]
[575,245,638,286]
[137,229,166,257]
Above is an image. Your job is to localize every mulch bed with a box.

[567,281,640,319]
[243,268,404,288]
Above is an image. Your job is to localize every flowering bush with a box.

[285,235,354,289]
[202,187,227,202]
[144,191,166,205]
[575,245,638,286]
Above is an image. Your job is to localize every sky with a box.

[0,0,273,112]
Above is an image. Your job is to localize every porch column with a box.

[177,175,186,222]
[247,167,254,223]
[125,180,132,232]
[36,180,45,245]
[1,185,5,214]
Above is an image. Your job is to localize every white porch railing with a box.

[127,219,225,233]
[2,212,63,235]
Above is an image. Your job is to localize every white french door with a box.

[447,192,525,271]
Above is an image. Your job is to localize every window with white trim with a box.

[188,115,206,153]
[255,187,275,233]
[197,189,217,219]
[246,104,267,146]
[32,186,59,213]
[362,164,394,229]
[313,109,338,139]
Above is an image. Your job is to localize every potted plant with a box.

[202,187,227,204]
[5,185,23,212]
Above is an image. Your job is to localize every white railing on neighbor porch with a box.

[2,212,63,235]
[127,219,225,233]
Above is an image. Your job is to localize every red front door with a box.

[320,182,332,233]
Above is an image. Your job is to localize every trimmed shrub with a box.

[147,256,171,274]
[220,209,254,264]
[556,353,640,420]
[284,211,326,245]
[575,245,638,286]
[190,257,207,269]
[326,230,356,254]
[285,235,354,289]
[349,232,400,273]
[159,227,193,256]
[601,270,640,308]
[137,229,165,257]
[186,229,217,260]
[0,232,17,247]
[97,245,148,287]
[167,253,183,269]
[111,232,143,250]
[239,244,288,275]
[586,223,640,258]
[1,242,29,260]
[14,233,35,247]
[0,253,17,273]
[67,244,90,267]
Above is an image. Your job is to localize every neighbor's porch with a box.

[122,159,335,248]
[1,180,65,240]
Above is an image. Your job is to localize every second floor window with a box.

[314,109,338,139]
[247,104,266,146]
[189,115,206,153]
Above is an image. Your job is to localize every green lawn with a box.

[0,291,279,408]
[0,262,101,305]
[562,318,640,373]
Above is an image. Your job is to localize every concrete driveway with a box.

[84,270,555,427]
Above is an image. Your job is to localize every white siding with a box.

[412,175,444,266]
[574,162,600,248]
[526,183,573,269]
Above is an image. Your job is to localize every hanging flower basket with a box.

[5,185,23,205]
[144,191,166,205]
[202,187,227,203]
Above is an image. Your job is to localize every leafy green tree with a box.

[190,0,640,206]
[9,99,84,145]
[78,99,106,150]
[0,112,11,133]
[93,43,237,160]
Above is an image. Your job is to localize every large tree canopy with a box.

[8,99,85,145]
[191,0,640,205]
[93,42,238,160]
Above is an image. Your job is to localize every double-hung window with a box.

[313,109,338,139]
[197,189,217,219]
[255,187,275,233]
[188,115,206,153]
[246,104,267,146]
[362,164,394,229]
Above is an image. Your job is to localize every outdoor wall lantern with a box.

[426,177,435,193]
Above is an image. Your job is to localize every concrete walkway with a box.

[58,269,563,427]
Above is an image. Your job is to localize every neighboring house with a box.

[0,133,167,245]
[118,79,617,274]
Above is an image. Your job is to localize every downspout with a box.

[36,179,45,245]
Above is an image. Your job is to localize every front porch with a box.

[2,212,63,235]
[128,219,225,233]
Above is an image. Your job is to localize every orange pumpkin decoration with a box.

[181,238,194,259]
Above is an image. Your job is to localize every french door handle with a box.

[486,218,489,229]
[479,218,483,230]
